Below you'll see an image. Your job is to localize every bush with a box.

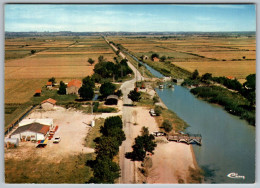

[153,96,159,103]
[162,120,173,132]
[154,105,162,116]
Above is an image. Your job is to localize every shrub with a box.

[162,120,173,132]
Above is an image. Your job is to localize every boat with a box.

[159,84,164,89]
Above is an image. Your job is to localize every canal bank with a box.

[125,51,255,183]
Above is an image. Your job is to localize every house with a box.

[226,76,235,80]
[152,57,160,62]
[11,123,50,141]
[34,89,41,96]
[19,118,54,129]
[105,95,119,105]
[66,79,82,95]
[46,82,52,89]
[41,98,57,110]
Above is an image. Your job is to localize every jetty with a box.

[167,133,202,145]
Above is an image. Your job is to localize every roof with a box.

[106,95,119,100]
[153,57,160,61]
[35,89,42,94]
[12,123,50,135]
[41,98,57,105]
[19,118,53,127]
[46,82,52,86]
[226,76,235,79]
[67,79,82,88]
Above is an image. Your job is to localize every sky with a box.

[5,4,256,32]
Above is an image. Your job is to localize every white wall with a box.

[11,131,45,141]
[41,102,54,110]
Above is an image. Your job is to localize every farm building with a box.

[11,123,50,141]
[4,138,19,147]
[19,118,54,129]
[66,79,82,95]
[46,82,53,89]
[226,76,235,80]
[105,95,119,105]
[152,57,160,62]
[141,55,148,60]
[34,89,41,96]
[41,98,57,110]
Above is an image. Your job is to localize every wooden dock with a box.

[167,134,202,145]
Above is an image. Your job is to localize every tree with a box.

[128,89,141,102]
[152,96,159,104]
[98,55,105,63]
[82,76,95,88]
[31,50,36,54]
[191,69,199,80]
[162,120,173,133]
[87,156,120,183]
[201,73,212,81]
[58,81,67,95]
[243,74,255,90]
[154,105,162,116]
[88,58,95,65]
[151,53,159,60]
[125,128,157,161]
[160,55,167,62]
[79,85,94,100]
[242,74,256,106]
[100,82,116,98]
[48,77,56,85]
[94,136,120,159]
[114,89,123,98]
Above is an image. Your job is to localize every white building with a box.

[11,123,50,141]
[41,98,57,110]
[19,118,54,128]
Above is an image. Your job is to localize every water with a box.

[124,51,164,78]
[126,53,255,183]
[156,85,255,183]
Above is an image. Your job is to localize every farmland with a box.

[106,35,256,81]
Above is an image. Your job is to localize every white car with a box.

[53,136,61,143]
[149,109,156,116]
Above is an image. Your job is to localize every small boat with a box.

[168,84,174,88]
[159,84,164,89]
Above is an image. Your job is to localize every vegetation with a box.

[151,53,159,59]
[48,77,56,85]
[88,58,95,65]
[58,81,67,95]
[128,89,141,102]
[162,119,173,133]
[79,85,94,101]
[125,127,157,161]
[100,82,116,98]
[86,116,125,183]
[154,105,162,116]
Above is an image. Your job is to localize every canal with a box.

[127,52,255,183]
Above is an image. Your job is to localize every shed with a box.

[19,118,54,129]
[142,55,148,60]
[41,98,57,110]
[46,82,53,89]
[105,95,119,105]
[66,79,82,95]
[152,57,160,62]
[34,89,42,96]
[5,138,19,147]
[11,123,50,141]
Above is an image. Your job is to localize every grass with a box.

[84,118,104,149]
[187,166,204,183]
[137,91,154,107]
[5,153,95,183]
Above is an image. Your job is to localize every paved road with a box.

[106,38,144,183]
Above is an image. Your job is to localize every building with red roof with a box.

[66,79,82,95]
[41,98,57,110]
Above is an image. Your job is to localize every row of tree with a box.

[87,116,126,183]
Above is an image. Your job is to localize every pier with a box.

[167,134,202,145]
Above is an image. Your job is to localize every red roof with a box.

[46,82,52,86]
[153,57,160,62]
[39,125,50,135]
[226,76,235,80]
[35,89,42,94]
[67,79,82,88]
[41,98,57,105]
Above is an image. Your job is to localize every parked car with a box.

[53,136,61,143]
[149,109,156,116]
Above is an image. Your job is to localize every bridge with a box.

[167,134,202,146]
